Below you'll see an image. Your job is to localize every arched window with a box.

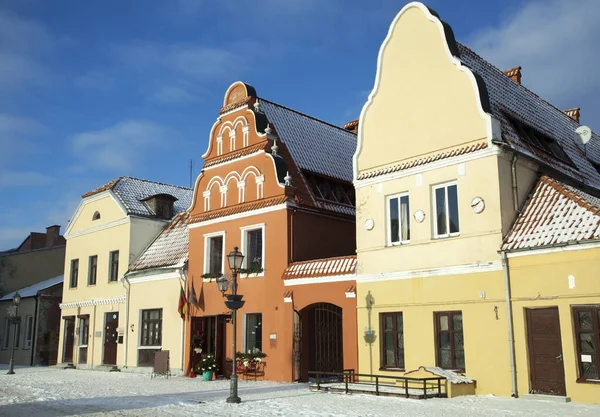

[92,211,101,221]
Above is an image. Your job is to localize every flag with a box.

[188,279,198,306]
[178,282,188,319]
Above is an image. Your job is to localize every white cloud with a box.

[71,120,178,172]
[469,0,600,129]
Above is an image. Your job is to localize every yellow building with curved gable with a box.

[354,2,600,404]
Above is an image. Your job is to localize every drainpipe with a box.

[179,267,187,373]
[75,305,80,365]
[90,304,97,368]
[511,154,519,212]
[501,251,518,397]
[290,208,297,263]
[31,293,40,366]
[120,277,130,369]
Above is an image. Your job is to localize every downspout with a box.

[179,268,187,373]
[290,208,297,263]
[75,305,80,365]
[31,293,41,366]
[511,154,520,212]
[120,277,131,369]
[501,251,518,397]
[90,304,97,368]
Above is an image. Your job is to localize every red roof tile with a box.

[282,255,357,280]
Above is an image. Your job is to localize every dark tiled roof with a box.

[457,44,600,190]
[259,99,357,183]
[129,211,189,272]
[83,177,193,218]
[502,176,600,251]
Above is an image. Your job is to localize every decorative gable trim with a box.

[352,1,496,181]
[60,295,126,309]
[65,190,129,236]
[64,217,130,239]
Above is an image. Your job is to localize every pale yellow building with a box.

[57,177,191,370]
[353,2,600,404]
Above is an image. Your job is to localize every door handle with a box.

[556,354,562,361]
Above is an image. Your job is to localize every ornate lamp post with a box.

[7,291,22,375]
[216,247,245,404]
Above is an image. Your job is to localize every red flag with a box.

[178,283,188,319]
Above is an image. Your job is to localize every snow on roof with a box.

[422,366,474,384]
[457,44,600,191]
[129,211,189,272]
[83,177,193,218]
[502,176,600,251]
[260,99,357,183]
[0,275,63,301]
[282,255,357,280]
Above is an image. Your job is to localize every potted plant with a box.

[196,354,217,380]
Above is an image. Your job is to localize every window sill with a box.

[240,272,264,279]
[87,284,96,287]
[79,345,88,348]
[138,345,162,350]
[387,241,410,247]
[108,280,118,284]
[433,233,460,240]
[576,378,600,384]
[379,367,405,372]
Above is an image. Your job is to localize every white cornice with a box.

[65,217,130,239]
[284,274,356,286]
[202,150,264,171]
[60,295,126,309]
[125,269,181,284]
[354,147,501,189]
[505,241,600,258]
[356,260,502,283]
[188,203,288,229]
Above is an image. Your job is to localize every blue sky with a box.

[1,0,599,250]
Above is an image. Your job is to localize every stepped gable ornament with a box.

[253,100,262,113]
[284,171,292,186]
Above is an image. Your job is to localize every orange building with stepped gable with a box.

[185,81,358,382]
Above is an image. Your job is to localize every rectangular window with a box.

[433,183,459,238]
[70,259,79,288]
[387,194,410,245]
[241,225,265,272]
[207,235,223,274]
[245,313,263,352]
[14,320,20,349]
[24,316,34,349]
[88,255,97,286]
[573,306,600,381]
[109,250,119,282]
[380,312,404,370]
[140,309,162,347]
[2,318,9,349]
[79,316,89,346]
[435,311,465,370]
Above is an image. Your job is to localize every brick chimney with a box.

[45,225,61,248]
[343,119,359,134]
[504,66,522,84]
[563,107,580,123]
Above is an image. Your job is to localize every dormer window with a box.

[142,194,177,220]
[92,211,101,221]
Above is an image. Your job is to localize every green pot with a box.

[202,371,213,381]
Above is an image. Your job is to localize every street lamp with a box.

[220,246,245,404]
[7,291,21,375]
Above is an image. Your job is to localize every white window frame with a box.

[432,181,460,239]
[78,316,89,348]
[203,231,226,276]
[242,312,263,353]
[217,135,223,155]
[240,223,265,277]
[386,193,410,246]
[24,315,34,349]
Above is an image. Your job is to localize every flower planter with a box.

[202,371,213,381]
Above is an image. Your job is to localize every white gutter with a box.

[501,252,518,397]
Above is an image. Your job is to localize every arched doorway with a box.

[301,303,343,380]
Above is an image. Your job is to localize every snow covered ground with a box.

[0,366,598,416]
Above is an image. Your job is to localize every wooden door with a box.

[526,307,566,396]
[63,318,75,363]
[103,312,119,365]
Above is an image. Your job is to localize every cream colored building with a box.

[57,176,191,370]
[353,2,600,403]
